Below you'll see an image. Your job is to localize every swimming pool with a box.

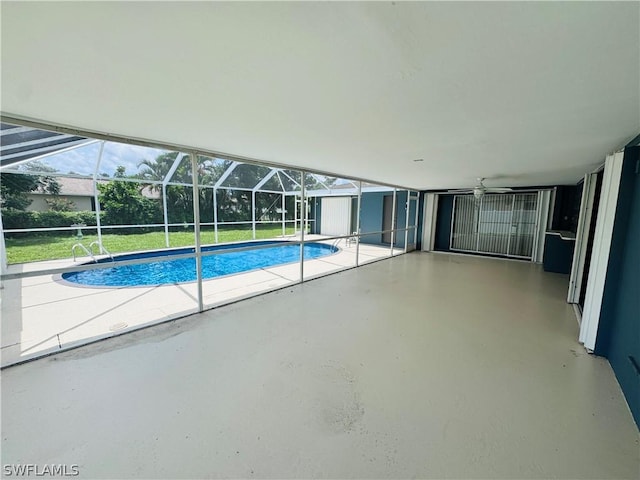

[62,241,337,287]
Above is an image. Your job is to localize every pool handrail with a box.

[89,241,114,262]
[72,243,97,263]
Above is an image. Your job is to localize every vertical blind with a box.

[451,193,538,258]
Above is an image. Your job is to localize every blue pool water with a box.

[62,241,337,287]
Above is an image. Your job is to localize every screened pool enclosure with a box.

[0,121,420,366]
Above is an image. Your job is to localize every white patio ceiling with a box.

[0,127,390,196]
[1,2,638,190]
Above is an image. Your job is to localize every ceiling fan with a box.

[448,177,512,201]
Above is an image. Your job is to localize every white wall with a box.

[320,197,352,236]
[26,195,93,212]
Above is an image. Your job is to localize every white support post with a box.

[300,172,306,283]
[413,192,420,246]
[162,184,170,247]
[190,153,204,313]
[476,195,484,252]
[404,191,411,253]
[252,191,257,240]
[536,190,552,264]
[390,188,397,256]
[213,187,219,243]
[281,194,286,237]
[0,207,7,280]
[294,196,299,235]
[531,191,543,263]
[93,141,105,252]
[355,181,362,266]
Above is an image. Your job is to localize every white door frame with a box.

[579,151,624,351]
[421,193,439,251]
[0,207,6,285]
[532,190,552,263]
[567,172,599,304]
[405,192,420,252]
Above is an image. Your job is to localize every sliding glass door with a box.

[450,193,538,259]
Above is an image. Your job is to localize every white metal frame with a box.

[532,189,552,263]
[299,172,306,282]
[567,172,598,304]
[389,188,397,255]
[0,207,7,277]
[0,117,422,366]
[92,141,106,252]
[355,181,362,266]
[190,153,204,312]
[404,192,420,252]
[579,151,624,351]
[421,193,438,251]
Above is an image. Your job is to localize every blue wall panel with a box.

[434,195,454,251]
[358,191,383,245]
[359,191,407,247]
[595,146,640,428]
[310,191,407,247]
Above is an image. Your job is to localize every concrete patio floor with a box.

[1,253,638,478]
[1,237,400,366]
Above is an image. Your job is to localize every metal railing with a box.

[89,241,113,261]
[71,243,96,263]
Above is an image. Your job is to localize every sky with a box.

[8,139,363,189]
[11,141,170,178]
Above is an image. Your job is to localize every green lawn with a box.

[5,226,296,264]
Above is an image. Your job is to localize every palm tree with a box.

[138,152,183,192]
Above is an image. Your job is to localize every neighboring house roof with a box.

[30,177,160,199]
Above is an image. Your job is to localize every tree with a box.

[0,161,60,211]
[138,153,222,223]
[138,152,183,190]
[135,153,316,226]
[1,174,40,210]
[23,161,61,195]
[98,166,162,228]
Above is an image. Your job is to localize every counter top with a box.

[546,230,576,241]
